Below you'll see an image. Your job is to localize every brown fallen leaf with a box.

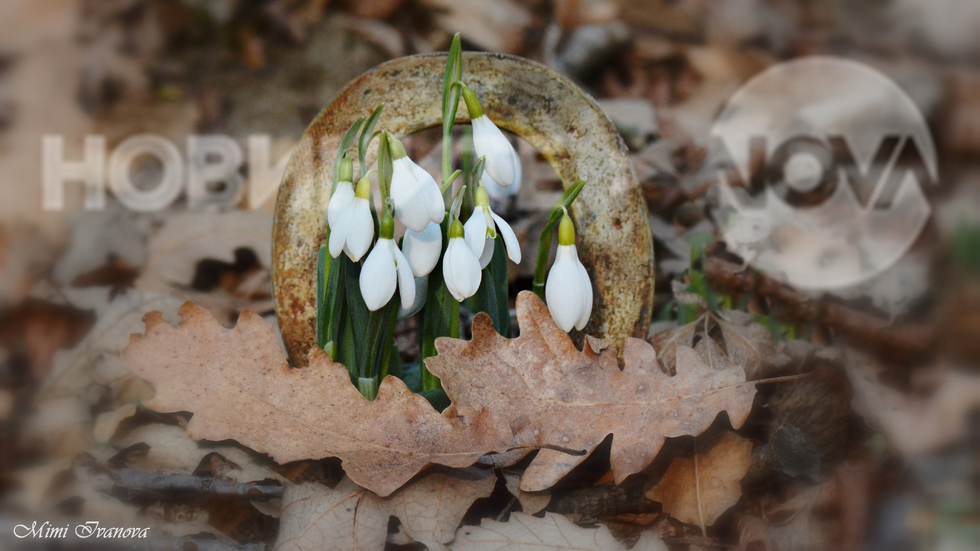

[274,468,495,551]
[428,292,757,492]
[648,317,698,373]
[28,290,184,458]
[650,311,792,380]
[716,310,792,380]
[122,302,512,497]
[93,403,139,443]
[845,348,980,456]
[736,485,833,551]
[452,512,668,551]
[644,432,753,533]
[41,290,185,404]
[110,423,285,486]
[420,0,531,54]
[0,298,94,377]
[503,472,551,515]
[135,211,276,326]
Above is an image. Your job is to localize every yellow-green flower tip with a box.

[475,185,490,207]
[389,137,407,160]
[355,175,372,199]
[461,85,485,119]
[449,219,465,239]
[380,214,395,239]
[558,210,576,246]
[338,157,353,182]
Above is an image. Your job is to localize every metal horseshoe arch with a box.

[273,52,654,366]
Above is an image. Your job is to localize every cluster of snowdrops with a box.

[316,35,592,399]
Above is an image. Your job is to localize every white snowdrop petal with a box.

[398,275,428,319]
[472,115,519,187]
[327,180,355,228]
[359,240,397,311]
[442,241,460,301]
[574,256,593,331]
[393,245,416,311]
[510,149,522,191]
[481,170,517,200]
[401,222,442,277]
[328,207,352,258]
[490,211,522,264]
[453,245,483,299]
[444,237,481,301]
[346,200,375,261]
[546,246,585,332]
[463,212,489,261]
[477,236,494,269]
[411,162,447,225]
[390,158,431,232]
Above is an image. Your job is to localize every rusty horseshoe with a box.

[273,52,654,366]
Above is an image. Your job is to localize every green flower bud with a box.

[461,85,485,119]
[474,185,490,207]
[338,156,353,182]
[389,137,408,160]
[379,214,395,239]
[558,210,576,246]
[449,219,465,239]
[355,175,372,199]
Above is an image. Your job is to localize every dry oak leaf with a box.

[122,302,512,497]
[644,431,753,533]
[650,311,791,380]
[649,317,698,373]
[845,348,980,456]
[427,292,758,492]
[503,472,551,515]
[716,310,791,380]
[451,512,668,551]
[275,468,495,551]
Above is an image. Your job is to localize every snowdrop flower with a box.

[397,275,428,318]
[360,215,416,311]
[401,221,442,277]
[328,174,374,261]
[463,185,521,268]
[462,85,521,188]
[443,220,482,302]
[326,157,355,228]
[389,138,445,232]
[481,168,520,202]
[545,210,592,332]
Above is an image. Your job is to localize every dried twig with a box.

[112,468,285,501]
[704,257,933,359]
[551,479,659,520]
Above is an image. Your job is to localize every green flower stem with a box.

[533,179,587,299]
[419,271,454,392]
[378,133,393,204]
[533,229,554,301]
[440,169,462,195]
[334,119,364,195]
[442,33,463,199]
[472,233,511,337]
[358,377,378,401]
[316,243,329,351]
[317,245,348,358]
[358,103,385,177]
[418,33,463,393]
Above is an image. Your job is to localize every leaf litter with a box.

[122,300,513,497]
[428,292,758,492]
